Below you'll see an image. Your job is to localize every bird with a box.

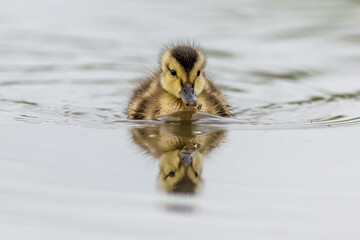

[127,43,231,120]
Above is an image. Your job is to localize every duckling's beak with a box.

[181,84,197,108]
[179,145,197,166]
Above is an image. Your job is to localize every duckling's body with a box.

[127,44,230,120]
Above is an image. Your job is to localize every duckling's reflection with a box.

[131,124,226,194]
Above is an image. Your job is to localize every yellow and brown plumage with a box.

[127,43,231,120]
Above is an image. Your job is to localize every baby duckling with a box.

[127,43,230,119]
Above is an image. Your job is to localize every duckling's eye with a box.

[197,70,200,77]
[168,171,175,177]
[194,171,199,178]
[170,69,177,76]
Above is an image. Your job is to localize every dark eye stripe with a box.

[197,70,200,77]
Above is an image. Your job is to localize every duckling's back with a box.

[127,71,162,120]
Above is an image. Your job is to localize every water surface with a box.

[1,0,360,239]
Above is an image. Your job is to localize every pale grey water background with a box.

[1,0,360,239]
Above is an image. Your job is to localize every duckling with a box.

[127,43,230,119]
[131,125,226,193]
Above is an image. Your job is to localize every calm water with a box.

[1,0,360,239]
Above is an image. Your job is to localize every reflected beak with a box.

[179,145,197,166]
[181,84,197,108]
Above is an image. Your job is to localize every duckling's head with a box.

[160,44,206,108]
[159,144,203,194]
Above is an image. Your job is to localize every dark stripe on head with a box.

[171,46,198,74]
